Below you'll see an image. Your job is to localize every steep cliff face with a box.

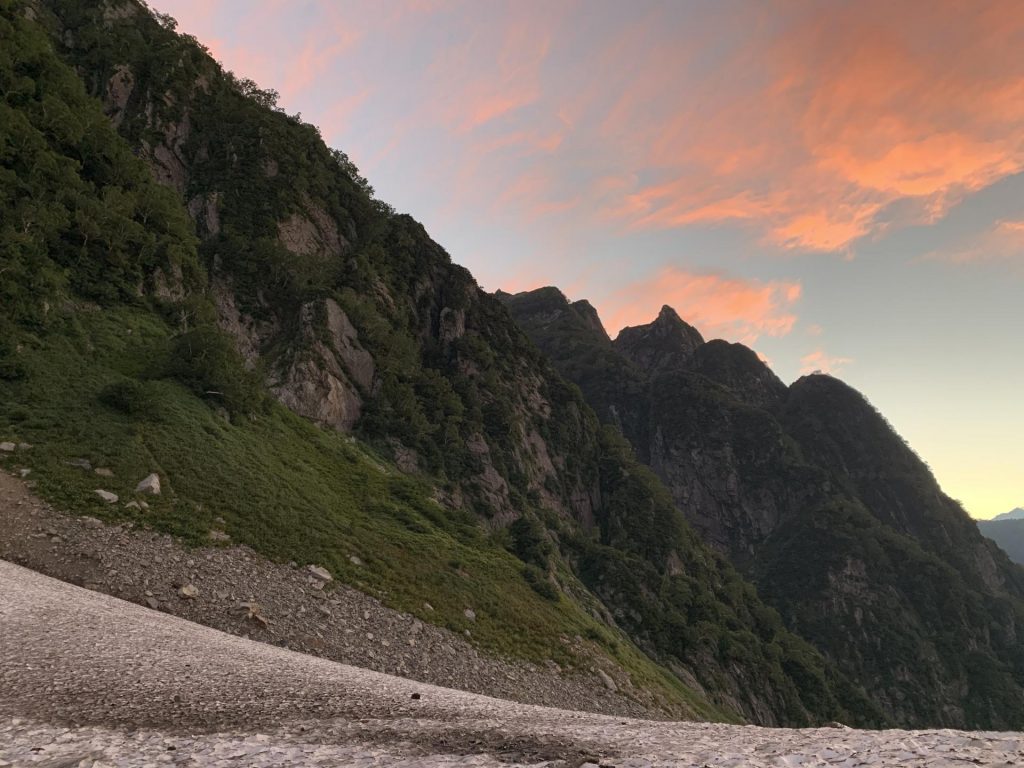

[504,286,1024,729]
[0,0,888,728]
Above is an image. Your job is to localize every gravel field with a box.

[3,559,1024,767]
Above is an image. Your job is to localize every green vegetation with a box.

[0,0,199,327]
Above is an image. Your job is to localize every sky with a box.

[153,0,1023,519]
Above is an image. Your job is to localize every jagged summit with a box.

[613,305,705,377]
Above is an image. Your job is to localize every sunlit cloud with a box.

[601,267,802,345]
[800,350,853,376]
[593,2,1024,253]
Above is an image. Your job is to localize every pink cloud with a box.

[592,1,1024,253]
[800,350,854,376]
[601,268,802,344]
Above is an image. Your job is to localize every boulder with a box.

[464,608,476,622]
[307,564,332,582]
[178,584,199,599]
[0,442,15,452]
[66,458,92,471]
[94,467,114,477]
[135,473,161,495]
[94,490,119,504]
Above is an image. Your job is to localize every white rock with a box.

[597,669,617,692]
[17,468,30,478]
[94,490,119,504]
[464,608,476,622]
[0,442,14,452]
[307,565,332,582]
[94,467,114,477]
[179,584,199,599]
[135,473,161,495]
[349,555,363,567]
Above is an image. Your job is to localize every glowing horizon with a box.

[152,0,1024,519]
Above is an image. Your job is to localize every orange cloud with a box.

[601,268,802,344]
[800,350,854,376]
[594,1,1024,252]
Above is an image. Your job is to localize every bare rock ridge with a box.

[502,286,1024,729]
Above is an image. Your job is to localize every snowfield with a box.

[1,560,1022,767]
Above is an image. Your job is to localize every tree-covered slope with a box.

[0,0,884,726]
[503,286,1024,729]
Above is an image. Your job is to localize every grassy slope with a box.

[0,306,728,721]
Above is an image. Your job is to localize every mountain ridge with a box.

[502,285,1024,728]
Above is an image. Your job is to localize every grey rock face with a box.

[271,299,374,433]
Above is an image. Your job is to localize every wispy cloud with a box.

[800,350,853,376]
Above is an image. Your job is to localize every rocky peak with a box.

[612,305,705,376]
[570,299,611,343]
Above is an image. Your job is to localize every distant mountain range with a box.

[978,509,1024,565]
[992,507,1024,521]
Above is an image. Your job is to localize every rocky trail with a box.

[2,559,1023,767]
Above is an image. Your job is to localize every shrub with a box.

[169,327,263,416]
[509,515,552,568]
[98,379,163,420]
[522,564,559,601]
